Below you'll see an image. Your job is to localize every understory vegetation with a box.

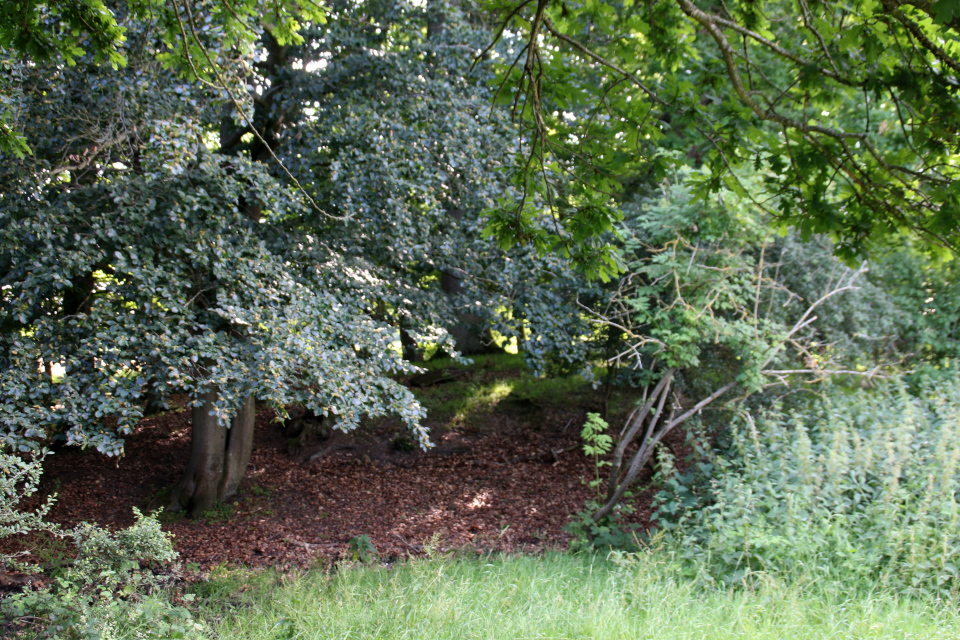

[194,376,960,639]
[6,372,960,639]
[654,374,960,598]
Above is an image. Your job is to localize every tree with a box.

[0,17,426,515]
[579,167,883,529]
[223,0,596,372]
[484,0,960,263]
[0,2,600,516]
[0,0,324,157]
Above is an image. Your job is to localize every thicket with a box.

[565,165,957,535]
[650,373,960,598]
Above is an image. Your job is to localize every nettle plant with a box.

[653,374,960,596]
[582,168,875,529]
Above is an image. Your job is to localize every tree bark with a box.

[220,395,255,500]
[437,209,503,357]
[399,327,423,362]
[427,0,446,40]
[169,390,256,516]
[142,377,167,416]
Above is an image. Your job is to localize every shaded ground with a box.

[3,361,677,571]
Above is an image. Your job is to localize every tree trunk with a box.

[142,377,167,416]
[437,209,503,357]
[427,0,446,40]
[220,394,255,501]
[169,390,255,516]
[399,327,423,362]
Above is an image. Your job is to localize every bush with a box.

[1,450,57,569]
[2,508,207,639]
[653,373,960,597]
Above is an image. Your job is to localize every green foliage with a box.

[411,359,595,431]
[0,0,127,67]
[867,249,960,371]
[268,3,593,377]
[0,4,601,461]
[199,502,234,523]
[0,450,57,569]
[567,412,641,551]
[69,508,178,588]
[0,0,324,72]
[0,16,433,456]
[612,169,778,380]
[566,166,919,533]
[489,0,960,260]
[653,374,960,597]
[0,0,326,158]
[566,160,960,538]
[347,534,379,564]
[767,234,960,373]
[580,412,612,497]
[2,509,206,639]
[389,433,416,452]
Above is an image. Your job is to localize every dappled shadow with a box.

[2,370,680,570]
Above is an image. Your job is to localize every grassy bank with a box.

[196,553,959,640]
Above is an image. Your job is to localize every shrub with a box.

[2,508,207,639]
[1,449,57,569]
[653,373,960,597]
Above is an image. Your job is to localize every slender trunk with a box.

[169,390,256,516]
[220,395,255,500]
[142,377,167,416]
[427,0,446,40]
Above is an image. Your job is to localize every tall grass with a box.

[199,553,960,640]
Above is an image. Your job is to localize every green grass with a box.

[196,554,960,640]
[412,352,601,427]
[420,352,527,372]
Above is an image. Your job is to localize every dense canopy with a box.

[486,0,960,263]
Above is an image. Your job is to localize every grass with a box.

[412,352,603,428]
[195,553,960,640]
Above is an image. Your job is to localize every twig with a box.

[282,537,316,551]
[391,533,422,554]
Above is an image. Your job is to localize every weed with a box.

[567,413,640,551]
[347,535,379,564]
[422,532,448,560]
[200,502,234,523]
[580,412,612,501]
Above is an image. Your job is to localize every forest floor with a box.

[3,355,677,573]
